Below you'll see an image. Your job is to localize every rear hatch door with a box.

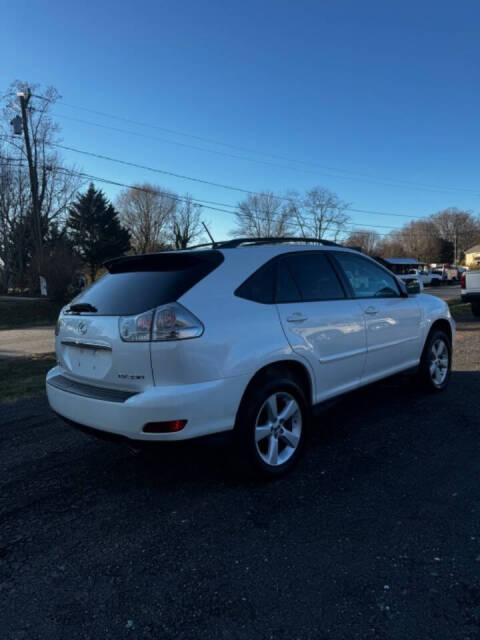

[56,251,223,392]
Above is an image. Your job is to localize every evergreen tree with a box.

[67,184,130,280]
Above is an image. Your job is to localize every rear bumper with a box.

[46,366,250,441]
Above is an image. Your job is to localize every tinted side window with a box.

[334,252,400,298]
[285,252,345,301]
[235,260,275,304]
[276,259,301,303]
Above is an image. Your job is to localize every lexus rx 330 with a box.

[47,239,455,476]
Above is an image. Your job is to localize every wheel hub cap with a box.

[255,391,302,467]
[429,338,449,386]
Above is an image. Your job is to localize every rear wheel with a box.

[418,329,451,392]
[471,302,480,318]
[234,371,309,477]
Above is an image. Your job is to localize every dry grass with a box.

[447,297,473,320]
[0,298,62,330]
[0,353,56,403]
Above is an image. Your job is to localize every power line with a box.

[57,166,334,235]
[51,111,350,180]
[48,110,479,196]
[50,140,433,221]
[0,156,25,164]
[0,133,460,237]
[58,166,438,238]
[30,93,479,195]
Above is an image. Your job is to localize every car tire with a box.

[471,302,480,318]
[234,370,309,478]
[417,329,452,392]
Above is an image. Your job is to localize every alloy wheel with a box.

[429,338,449,387]
[254,391,302,467]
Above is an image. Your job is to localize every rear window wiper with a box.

[67,303,98,313]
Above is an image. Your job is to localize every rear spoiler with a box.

[104,250,223,274]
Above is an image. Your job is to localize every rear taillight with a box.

[152,304,203,341]
[119,303,203,342]
[119,309,153,342]
[460,273,466,289]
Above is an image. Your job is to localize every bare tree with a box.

[392,220,442,262]
[232,192,293,237]
[0,158,30,290]
[2,82,80,234]
[1,82,81,291]
[431,208,480,262]
[345,229,380,255]
[291,187,350,241]
[116,184,176,253]
[168,195,204,249]
[376,237,407,259]
[377,219,454,263]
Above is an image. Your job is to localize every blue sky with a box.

[1,0,479,239]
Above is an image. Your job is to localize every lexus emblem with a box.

[77,321,87,335]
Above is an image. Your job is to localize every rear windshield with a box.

[67,251,223,316]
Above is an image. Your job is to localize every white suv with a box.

[47,238,455,476]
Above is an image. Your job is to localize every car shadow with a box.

[62,368,480,492]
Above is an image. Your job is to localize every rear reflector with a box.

[143,420,187,433]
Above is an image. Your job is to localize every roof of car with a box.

[217,243,360,261]
[189,237,342,250]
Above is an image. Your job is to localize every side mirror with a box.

[406,278,421,295]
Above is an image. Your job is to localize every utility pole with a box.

[17,89,44,270]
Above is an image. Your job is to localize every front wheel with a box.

[234,372,309,477]
[418,329,452,392]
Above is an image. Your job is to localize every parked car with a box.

[420,269,444,286]
[47,238,455,476]
[387,258,448,287]
[430,264,466,283]
[461,270,480,317]
[414,262,444,286]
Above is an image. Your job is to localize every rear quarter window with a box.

[235,260,276,304]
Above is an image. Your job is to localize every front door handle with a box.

[286,313,308,323]
[364,306,379,315]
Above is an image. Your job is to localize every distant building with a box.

[384,258,419,274]
[465,244,480,268]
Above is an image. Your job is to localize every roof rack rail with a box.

[189,237,343,250]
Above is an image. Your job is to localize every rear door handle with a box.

[364,306,379,315]
[286,313,308,323]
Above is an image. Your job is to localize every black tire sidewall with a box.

[235,374,309,477]
[471,302,480,318]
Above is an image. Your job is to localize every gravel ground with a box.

[0,316,479,639]
[424,285,461,301]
